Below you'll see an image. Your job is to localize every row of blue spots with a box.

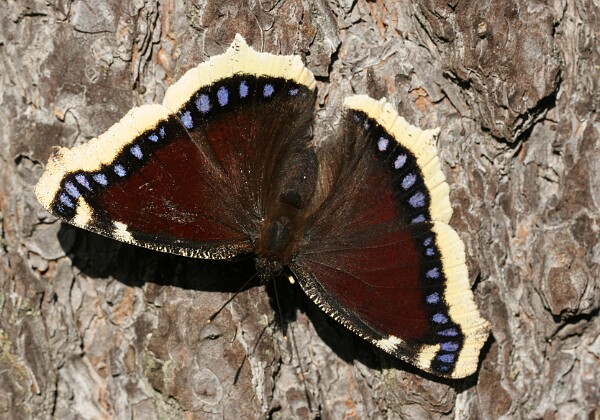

[432,311,459,368]
[427,254,459,369]
[182,81,301,130]
[356,117,429,225]
[420,239,457,369]
[60,179,81,209]
[423,250,443,322]
[57,124,167,210]
[111,125,164,180]
[423,237,435,257]
[423,240,439,310]
[399,154,426,222]
[372,115,456,368]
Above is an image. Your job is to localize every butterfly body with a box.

[35,34,490,379]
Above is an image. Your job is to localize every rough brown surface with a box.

[1,0,599,418]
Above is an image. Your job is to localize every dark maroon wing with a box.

[35,35,316,259]
[291,96,490,378]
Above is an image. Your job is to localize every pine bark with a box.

[1,0,598,418]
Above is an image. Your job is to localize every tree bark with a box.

[1,0,599,418]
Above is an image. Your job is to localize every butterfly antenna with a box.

[288,320,315,414]
[274,275,315,414]
[208,271,259,323]
[233,322,270,385]
[271,278,287,339]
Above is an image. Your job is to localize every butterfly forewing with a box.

[35,36,317,260]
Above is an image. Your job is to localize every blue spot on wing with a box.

[130,145,143,160]
[394,154,407,169]
[433,313,448,324]
[93,173,108,186]
[378,137,389,151]
[114,164,126,177]
[426,293,440,304]
[263,84,274,97]
[181,111,193,129]
[65,181,80,198]
[75,174,91,190]
[411,214,426,224]
[409,192,426,208]
[441,342,459,352]
[217,86,229,106]
[438,354,455,363]
[402,173,417,190]
[59,193,74,208]
[239,81,249,98]
[438,328,458,337]
[196,94,210,113]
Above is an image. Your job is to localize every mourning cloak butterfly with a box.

[35,34,490,378]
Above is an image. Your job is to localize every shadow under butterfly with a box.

[35,34,490,379]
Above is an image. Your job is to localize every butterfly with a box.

[35,34,490,379]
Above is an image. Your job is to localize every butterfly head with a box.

[254,256,285,283]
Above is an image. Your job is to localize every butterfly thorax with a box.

[255,214,299,282]
[254,163,317,281]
